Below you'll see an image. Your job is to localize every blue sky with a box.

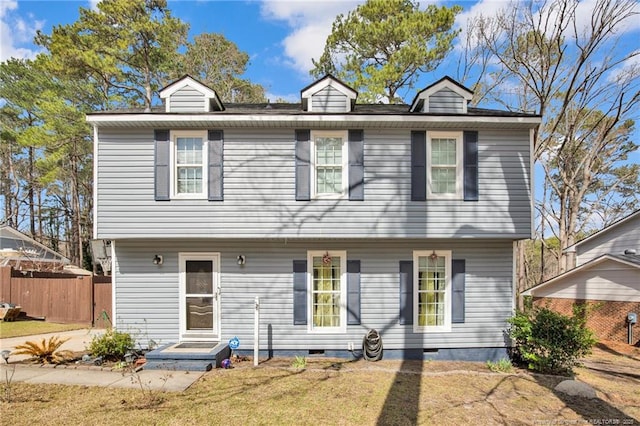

[1,0,639,233]
[1,0,639,104]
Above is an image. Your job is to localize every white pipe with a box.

[254,296,260,366]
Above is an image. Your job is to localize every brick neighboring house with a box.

[523,211,640,344]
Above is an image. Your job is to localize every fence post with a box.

[0,266,11,301]
[254,296,260,366]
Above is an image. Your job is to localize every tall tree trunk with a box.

[28,145,35,236]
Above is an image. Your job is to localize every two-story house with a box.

[87,74,540,363]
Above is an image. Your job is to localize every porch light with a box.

[152,254,163,265]
[237,255,246,265]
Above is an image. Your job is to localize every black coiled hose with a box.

[363,329,383,361]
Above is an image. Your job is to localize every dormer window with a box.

[159,75,224,113]
[301,75,358,113]
[409,76,473,114]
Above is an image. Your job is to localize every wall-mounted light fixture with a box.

[237,255,246,266]
[152,254,163,265]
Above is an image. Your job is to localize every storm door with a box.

[179,253,220,341]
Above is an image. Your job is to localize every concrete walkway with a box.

[0,329,204,392]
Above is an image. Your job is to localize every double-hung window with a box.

[311,131,348,198]
[427,131,462,198]
[413,250,452,332]
[308,250,347,332]
[172,130,208,198]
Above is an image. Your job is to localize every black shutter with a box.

[463,131,478,201]
[293,260,307,325]
[347,260,361,325]
[208,130,224,201]
[411,131,426,201]
[399,261,413,325]
[295,129,311,201]
[452,259,466,323]
[348,130,364,201]
[154,129,170,201]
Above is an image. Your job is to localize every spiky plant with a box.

[12,336,73,364]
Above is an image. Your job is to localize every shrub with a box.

[88,328,134,361]
[13,336,73,364]
[508,306,597,375]
[486,358,513,373]
[291,355,307,369]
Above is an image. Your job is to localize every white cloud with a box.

[0,0,18,19]
[266,91,298,103]
[88,0,101,11]
[260,0,362,75]
[0,1,44,61]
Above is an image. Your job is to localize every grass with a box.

[1,351,639,425]
[0,321,86,339]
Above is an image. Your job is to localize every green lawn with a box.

[0,321,87,339]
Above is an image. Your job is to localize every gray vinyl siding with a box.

[311,86,347,112]
[169,85,206,112]
[576,216,639,265]
[428,88,464,113]
[113,239,514,349]
[96,127,531,239]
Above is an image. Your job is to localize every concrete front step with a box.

[144,342,231,371]
[144,359,213,372]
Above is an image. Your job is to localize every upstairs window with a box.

[172,130,208,198]
[427,131,462,198]
[311,131,348,198]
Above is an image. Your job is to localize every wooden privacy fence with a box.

[0,266,112,327]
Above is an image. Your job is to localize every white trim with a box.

[178,252,221,342]
[93,125,99,238]
[301,77,357,112]
[86,113,541,128]
[411,80,473,113]
[111,240,117,327]
[529,128,535,239]
[310,130,349,199]
[307,250,348,333]
[413,250,452,333]
[170,130,208,199]
[426,131,463,199]
[160,77,218,101]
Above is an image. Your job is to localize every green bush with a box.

[508,306,596,375]
[88,328,134,361]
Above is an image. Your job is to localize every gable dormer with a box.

[300,74,358,113]
[409,76,473,114]
[159,75,224,113]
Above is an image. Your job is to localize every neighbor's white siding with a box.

[530,258,640,302]
[576,216,639,265]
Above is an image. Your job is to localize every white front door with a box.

[179,253,220,341]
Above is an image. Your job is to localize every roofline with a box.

[564,209,640,253]
[86,112,541,128]
[299,74,358,97]
[522,253,640,296]
[0,225,71,263]
[410,76,474,112]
